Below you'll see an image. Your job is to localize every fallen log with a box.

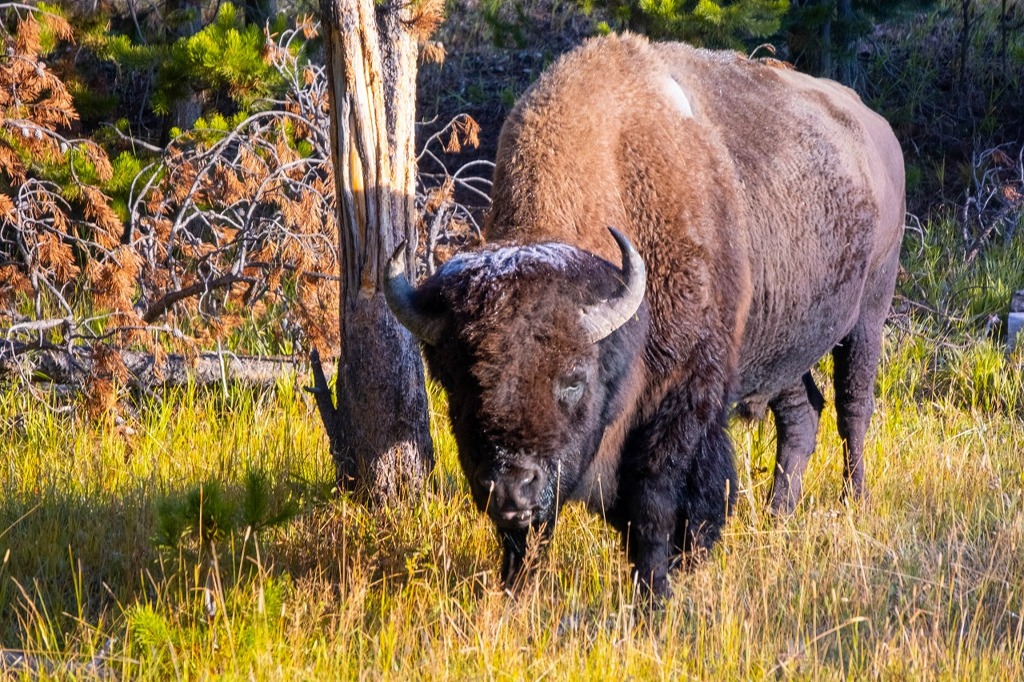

[0,340,335,390]
[1,640,119,679]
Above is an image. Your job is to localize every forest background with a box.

[0,0,1023,678]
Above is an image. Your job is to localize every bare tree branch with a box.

[140,273,257,323]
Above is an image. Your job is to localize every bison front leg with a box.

[623,407,737,599]
[498,522,554,591]
[676,422,737,556]
[499,527,530,589]
[625,474,679,598]
[768,373,825,513]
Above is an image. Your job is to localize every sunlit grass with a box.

[1,229,1023,678]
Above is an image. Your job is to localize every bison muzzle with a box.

[385,34,905,598]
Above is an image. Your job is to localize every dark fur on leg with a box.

[620,392,736,600]
[833,250,899,502]
[619,456,684,598]
[499,528,529,591]
[499,523,554,592]
[627,483,678,599]
[677,419,737,560]
[833,325,882,501]
[768,372,825,513]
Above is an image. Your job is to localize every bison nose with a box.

[481,463,546,527]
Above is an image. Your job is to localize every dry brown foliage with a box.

[421,40,446,65]
[1,17,341,371]
[409,0,446,41]
[0,9,75,172]
[0,4,120,315]
[0,12,492,410]
[417,113,490,274]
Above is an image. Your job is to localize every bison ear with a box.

[382,242,445,346]
[579,227,646,344]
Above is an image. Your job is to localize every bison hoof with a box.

[841,481,868,506]
[632,570,671,604]
[769,493,799,516]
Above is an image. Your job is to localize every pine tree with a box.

[86,2,288,136]
[582,0,790,48]
[785,1,936,83]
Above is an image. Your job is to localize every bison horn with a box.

[383,242,444,346]
[579,228,647,343]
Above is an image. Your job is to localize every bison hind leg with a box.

[768,372,825,513]
[832,250,898,502]
[675,421,738,560]
[832,320,884,502]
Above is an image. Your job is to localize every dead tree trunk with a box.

[165,0,204,133]
[314,0,434,502]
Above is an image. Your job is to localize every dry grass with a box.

[1,232,1023,679]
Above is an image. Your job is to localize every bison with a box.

[385,34,905,597]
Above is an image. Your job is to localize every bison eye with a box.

[557,371,587,406]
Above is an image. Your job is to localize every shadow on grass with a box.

[0,453,492,651]
[0,467,324,641]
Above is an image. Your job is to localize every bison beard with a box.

[385,34,905,599]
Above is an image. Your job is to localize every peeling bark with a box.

[318,0,434,502]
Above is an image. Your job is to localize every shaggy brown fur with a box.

[399,33,904,598]
[487,33,904,514]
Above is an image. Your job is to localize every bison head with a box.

[384,229,647,536]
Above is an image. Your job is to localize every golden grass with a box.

[1,233,1023,679]
[0,354,1020,679]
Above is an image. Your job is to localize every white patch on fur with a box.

[444,243,580,278]
[660,75,693,118]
